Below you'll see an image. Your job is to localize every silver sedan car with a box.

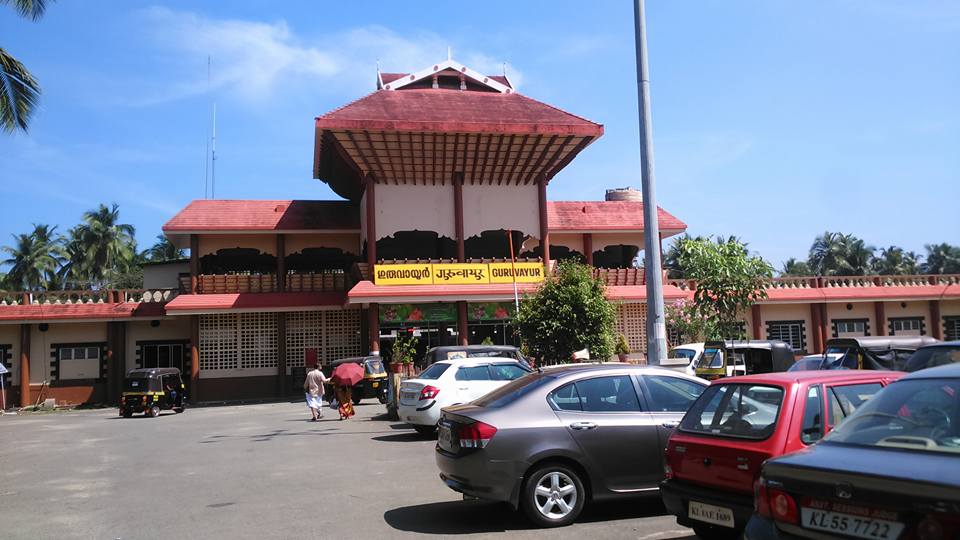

[434,364,707,527]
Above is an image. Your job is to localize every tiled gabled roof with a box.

[163,200,360,233]
[547,201,687,233]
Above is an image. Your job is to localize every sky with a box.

[0,0,958,268]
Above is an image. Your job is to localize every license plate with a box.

[438,424,454,452]
[372,382,379,388]
[801,508,904,539]
[401,391,417,400]
[688,501,735,528]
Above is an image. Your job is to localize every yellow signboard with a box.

[432,264,489,285]
[372,264,433,285]
[373,262,546,286]
[488,262,546,283]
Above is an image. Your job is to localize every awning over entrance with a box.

[165,292,346,315]
[347,280,539,304]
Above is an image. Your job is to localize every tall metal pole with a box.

[634,0,667,365]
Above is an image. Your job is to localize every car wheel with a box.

[693,524,741,540]
[174,407,184,414]
[148,405,161,418]
[521,464,585,528]
[413,424,436,436]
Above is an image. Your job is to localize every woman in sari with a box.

[334,383,355,420]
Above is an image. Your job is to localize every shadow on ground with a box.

[384,497,687,535]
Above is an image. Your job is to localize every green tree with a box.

[922,243,960,274]
[516,260,617,363]
[2,223,61,290]
[808,232,875,276]
[75,203,137,288]
[143,234,185,262]
[872,246,920,275]
[1,0,51,133]
[780,257,812,276]
[679,237,773,340]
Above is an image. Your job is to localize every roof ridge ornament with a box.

[382,58,513,94]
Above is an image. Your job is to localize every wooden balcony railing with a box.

[194,271,349,294]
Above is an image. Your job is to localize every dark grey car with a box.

[434,364,707,527]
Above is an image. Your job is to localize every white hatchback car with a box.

[399,358,531,434]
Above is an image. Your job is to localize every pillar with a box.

[457,302,469,346]
[930,300,942,340]
[277,312,287,397]
[820,304,829,349]
[538,179,550,267]
[190,315,200,402]
[365,176,377,266]
[106,321,126,404]
[810,303,824,353]
[189,234,199,294]
[454,172,465,262]
[19,324,30,407]
[874,302,887,336]
[751,305,762,340]
[367,304,380,355]
[583,233,593,266]
[276,234,286,291]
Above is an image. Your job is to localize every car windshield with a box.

[679,383,784,440]
[670,348,697,361]
[417,363,451,380]
[788,357,824,371]
[697,348,724,369]
[472,372,556,408]
[823,347,859,369]
[124,378,151,392]
[364,359,385,375]
[824,378,960,454]
[906,347,960,372]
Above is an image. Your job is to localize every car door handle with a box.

[569,422,597,431]
[661,420,680,429]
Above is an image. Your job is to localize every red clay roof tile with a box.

[547,201,687,232]
[163,200,359,232]
[164,293,346,313]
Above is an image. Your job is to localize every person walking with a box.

[334,382,355,420]
[303,363,329,421]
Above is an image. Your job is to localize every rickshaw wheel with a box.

[174,407,184,414]
[352,395,362,406]
[148,405,161,418]
[122,411,133,418]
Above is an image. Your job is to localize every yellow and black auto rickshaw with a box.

[323,356,388,405]
[695,340,796,380]
[120,367,186,418]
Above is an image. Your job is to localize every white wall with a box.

[29,322,107,383]
[462,184,539,239]
[374,184,456,240]
[144,262,189,289]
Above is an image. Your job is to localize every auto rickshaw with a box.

[323,356,388,405]
[120,367,186,417]
[822,336,939,371]
[695,340,796,380]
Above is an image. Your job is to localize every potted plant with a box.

[391,333,418,375]
[615,334,631,362]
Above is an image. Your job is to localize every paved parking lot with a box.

[0,402,695,539]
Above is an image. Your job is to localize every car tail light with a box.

[419,385,440,400]
[664,464,673,479]
[769,489,798,524]
[457,421,497,449]
[917,516,944,540]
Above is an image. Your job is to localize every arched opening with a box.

[285,247,357,273]
[592,245,640,268]
[521,244,585,263]
[199,248,277,274]
[464,230,527,260]
[375,231,457,261]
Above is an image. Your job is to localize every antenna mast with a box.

[204,56,210,198]
[211,102,217,199]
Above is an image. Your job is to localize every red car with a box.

[659,370,904,539]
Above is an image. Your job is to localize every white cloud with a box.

[133,7,523,105]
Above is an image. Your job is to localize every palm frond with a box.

[0,47,40,133]
[1,0,49,21]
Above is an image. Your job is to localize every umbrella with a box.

[330,362,364,387]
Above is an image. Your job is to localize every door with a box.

[552,374,663,492]
[639,374,708,450]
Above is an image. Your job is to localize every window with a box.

[575,376,642,412]
[549,382,582,411]
[826,383,883,426]
[766,321,806,352]
[57,345,102,380]
[889,317,924,336]
[680,384,784,440]
[418,363,450,380]
[800,385,824,445]
[142,343,185,370]
[723,322,747,340]
[643,375,706,412]
[943,317,960,341]
[667,325,684,347]
[669,348,697,362]
[488,364,529,381]
[455,366,493,381]
[833,319,869,338]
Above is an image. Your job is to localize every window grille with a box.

[945,317,960,341]
[286,309,362,369]
[889,317,924,336]
[239,313,278,369]
[614,303,647,355]
[766,320,806,352]
[832,318,869,338]
[199,314,239,371]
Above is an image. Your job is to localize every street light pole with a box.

[634,0,667,365]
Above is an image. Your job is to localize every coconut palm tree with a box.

[780,258,812,276]
[808,232,875,276]
[922,243,960,274]
[1,0,50,133]
[56,225,91,289]
[2,224,61,290]
[872,246,920,275]
[74,203,136,288]
[143,234,184,262]
[840,235,875,276]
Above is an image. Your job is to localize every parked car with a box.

[399,358,530,434]
[822,336,939,370]
[422,345,529,369]
[434,364,707,527]
[695,340,796,381]
[659,370,903,539]
[787,353,843,372]
[905,340,960,372]
[670,342,705,376]
[746,363,960,540]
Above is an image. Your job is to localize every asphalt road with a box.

[0,401,696,540]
